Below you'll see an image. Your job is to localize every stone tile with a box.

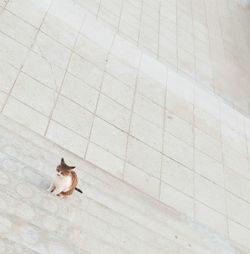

[164,132,194,169]
[0,32,28,69]
[22,51,65,90]
[195,128,222,162]
[81,13,115,50]
[61,73,99,113]
[134,94,163,128]
[86,142,124,179]
[124,163,160,198]
[46,120,87,156]
[161,156,194,196]
[194,107,221,141]
[91,117,127,159]
[74,34,108,69]
[130,113,162,151]
[165,111,193,145]
[137,73,166,107]
[52,96,94,138]
[6,0,50,28]
[140,53,167,83]
[194,150,224,186]
[11,73,55,116]
[0,91,7,111]
[0,10,37,47]
[223,146,250,179]
[167,69,194,103]
[111,35,141,68]
[195,201,228,236]
[221,124,248,156]
[3,97,48,134]
[49,0,85,31]
[224,168,250,203]
[166,91,194,124]
[41,13,78,49]
[227,193,250,230]
[0,62,18,93]
[106,56,138,88]
[195,174,227,214]
[160,182,194,218]
[68,53,104,90]
[101,73,134,109]
[127,137,161,178]
[228,220,250,250]
[33,32,71,70]
[96,94,130,132]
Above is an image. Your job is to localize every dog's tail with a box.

[75,187,83,194]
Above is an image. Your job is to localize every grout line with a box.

[43,14,88,136]
[0,1,53,114]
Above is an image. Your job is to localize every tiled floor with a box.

[0,0,250,252]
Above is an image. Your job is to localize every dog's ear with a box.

[61,158,65,165]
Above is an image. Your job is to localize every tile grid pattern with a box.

[0,0,250,251]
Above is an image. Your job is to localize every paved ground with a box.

[0,0,250,253]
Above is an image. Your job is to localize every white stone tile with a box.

[52,96,94,138]
[41,13,78,49]
[49,0,86,31]
[228,220,250,250]
[0,62,18,93]
[111,35,141,68]
[86,142,124,179]
[195,201,228,236]
[160,182,194,218]
[33,32,71,70]
[134,94,163,128]
[195,128,222,162]
[194,107,221,141]
[127,137,161,178]
[81,13,114,50]
[223,146,250,179]
[221,124,248,156]
[46,120,87,156]
[11,73,55,116]
[161,156,194,196]
[166,91,194,124]
[0,32,28,69]
[0,91,7,111]
[101,73,134,109]
[91,117,127,159]
[22,51,65,91]
[195,174,227,214]
[96,94,130,132]
[165,111,193,145]
[68,53,104,90]
[227,193,250,230]
[224,168,250,203]
[140,53,167,83]
[74,34,108,69]
[245,118,250,140]
[0,10,37,47]
[130,113,162,151]
[137,73,166,107]
[61,73,99,113]
[3,97,48,134]
[6,0,50,28]
[167,69,194,103]
[106,56,137,88]
[194,150,224,186]
[164,132,194,169]
[124,163,160,198]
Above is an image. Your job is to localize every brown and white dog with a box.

[48,158,82,197]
